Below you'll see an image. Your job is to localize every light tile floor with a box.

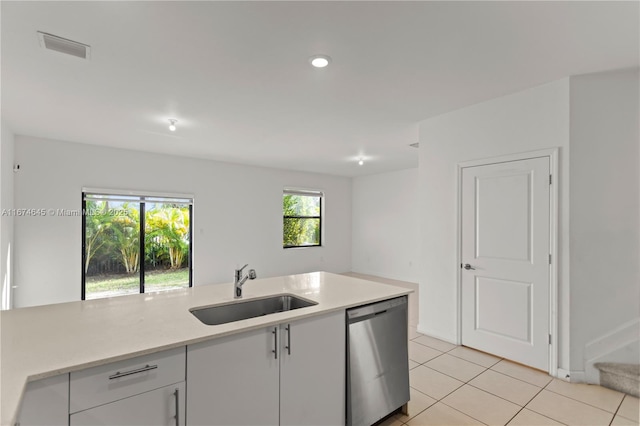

[344,273,640,426]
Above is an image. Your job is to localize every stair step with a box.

[594,363,640,397]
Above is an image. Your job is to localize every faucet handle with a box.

[237,263,249,272]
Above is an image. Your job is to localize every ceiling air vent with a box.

[37,31,90,59]
[409,142,420,148]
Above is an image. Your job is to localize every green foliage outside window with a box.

[84,200,190,275]
[283,193,321,248]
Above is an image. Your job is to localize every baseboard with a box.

[556,368,571,381]
[416,324,459,345]
[556,368,586,383]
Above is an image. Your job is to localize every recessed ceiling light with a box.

[168,119,178,132]
[309,55,331,68]
[358,159,364,166]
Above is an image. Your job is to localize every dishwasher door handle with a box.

[349,308,396,324]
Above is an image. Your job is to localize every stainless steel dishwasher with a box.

[347,296,410,426]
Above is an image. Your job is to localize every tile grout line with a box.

[419,364,473,386]
[408,362,493,424]
[502,406,527,426]
[607,394,629,426]
[421,385,479,425]
[541,385,625,416]
[396,386,436,424]
[460,364,490,383]
[414,353,492,388]
[464,381,536,411]
[396,403,428,422]
[437,400,490,425]
[411,339,503,370]
[507,383,567,426]
[410,338,456,353]
[446,351,503,369]
[487,366,552,389]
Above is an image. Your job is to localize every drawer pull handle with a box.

[174,387,180,426]
[108,364,158,380]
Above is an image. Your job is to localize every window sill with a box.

[283,245,322,250]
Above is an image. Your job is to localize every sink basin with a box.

[190,294,318,325]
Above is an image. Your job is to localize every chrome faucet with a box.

[234,264,257,298]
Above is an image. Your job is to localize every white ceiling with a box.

[2,1,638,177]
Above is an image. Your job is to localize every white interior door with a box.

[461,156,550,371]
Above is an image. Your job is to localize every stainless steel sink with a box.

[190,294,318,325]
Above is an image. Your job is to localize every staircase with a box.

[594,363,640,397]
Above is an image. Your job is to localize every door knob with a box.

[463,264,476,270]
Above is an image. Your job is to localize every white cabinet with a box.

[69,347,186,426]
[16,374,69,426]
[186,310,345,426]
[279,311,346,426]
[187,326,280,425]
[70,382,185,426]
[13,311,346,426]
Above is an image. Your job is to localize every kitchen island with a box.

[1,271,411,425]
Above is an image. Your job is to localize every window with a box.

[82,190,193,300]
[283,189,322,248]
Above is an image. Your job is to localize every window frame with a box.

[81,189,193,300]
[282,189,323,249]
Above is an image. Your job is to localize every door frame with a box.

[455,148,559,376]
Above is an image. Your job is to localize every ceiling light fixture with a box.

[358,159,364,166]
[168,119,177,132]
[309,55,331,68]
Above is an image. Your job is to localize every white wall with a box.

[418,79,572,368]
[1,122,15,309]
[13,136,352,308]
[569,68,640,372]
[351,168,419,283]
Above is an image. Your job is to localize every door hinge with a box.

[549,254,552,264]
[549,334,552,344]
[549,174,552,185]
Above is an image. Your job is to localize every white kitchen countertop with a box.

[0,271,411,425]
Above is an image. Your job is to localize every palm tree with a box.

[84,200,112,273]
[110,203,140,274]
[145,205,189,269]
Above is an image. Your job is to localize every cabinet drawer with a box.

[70,347,185,413]
[70,382,185,426]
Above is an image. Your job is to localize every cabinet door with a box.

[69,382,185,426]
[186,326,279,426]
[279,311,346,426]
[16,374,69,426]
